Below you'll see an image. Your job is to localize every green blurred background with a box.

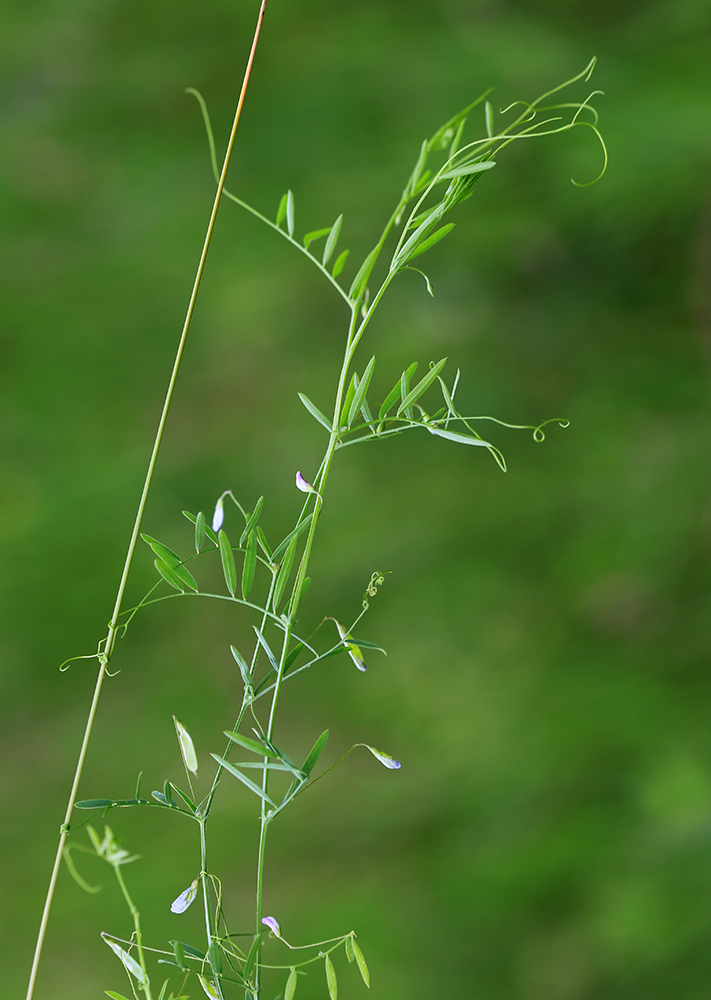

[3,0,711,997]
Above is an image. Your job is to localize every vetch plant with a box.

[25,5,605,999]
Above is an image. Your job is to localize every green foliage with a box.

[14,5,621,1000]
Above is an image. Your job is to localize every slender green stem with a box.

[200,819,226,1000]
[201,564,278,823]
[249,200,410,994]
[253,613,295,995]
[113,865,153,1000]
[25,5,269,998]
[253,803,270,996]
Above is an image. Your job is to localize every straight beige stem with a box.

[25,4,269,997]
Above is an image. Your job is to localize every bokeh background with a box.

[3,0,711,997]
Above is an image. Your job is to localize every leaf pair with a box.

[324,937,370,999]
[378,358,446,423]
[141,534,198,593]
[276,193,349,278]
[340,356,376,430]
[217,528,256,600]
[212,728,328,809]
[346,935,370,987]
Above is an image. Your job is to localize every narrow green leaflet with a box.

[210,754,277,807]
[402,361,418,394]
[439,160,495,179]
[403,224,454,263]
[242,530,257,600]
[168,564,200,594]
[104,939,147,986]
[106,993,132,1000]
[141,533,182,568]
[437,374,457,421]
[485,100,494,137]
[244,933,261,979]
[449,117,466,157]
[240,497,264,547]
[426,426,491,446]
[172,784,197,812]
[345,936,355,963]
[230,761,294,771]
[273,534,297,611]
[348,638,386,652]
[407,138,428,196]
[378,379,403,421]
[348,356,376,427]
[303,227,331,250]
[151,789,178,807]
[271,514,313,564]
[392,206,443,268]
[398,361,419,419]
[301,729,329,777]
[171,940,206,960]
[143,534,198,592]
[353,940,370,988]
[218,529,236,596]
[286,189,295,238]
[75,798,123,809]
[282,640,305,676]
[298,393,332,431]
[230,728,301,777]
[172,940,187,969]
[276,193,288,226]
[322,214,343,266]
[359,390,374,426]
[396,358,447,416]
[154,558,193,593]
[195,511,206,553]
[230,645,253,688]
[340,373,356,429]
[325,954,338,1000]
[285,967,298,1000]
[183,510,218,547]
[332,249,349,278]
[348,246,378,301]
[223,730,268,755]
[208,940,223,975]
[253,626,279,671]
[174,717,198,775]
[256,525,272,560]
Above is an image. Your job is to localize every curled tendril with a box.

[59,634,115,674]
[499,99,537,124]
[570,121,607,186]
[533,418,570,442]
[59,652,98,673]
[363,571,387,609]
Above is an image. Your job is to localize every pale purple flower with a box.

[170,878,199,913]
[295,471,314,493]
[211,496,225,532]
[261,915,281,937]
[364,744,401,769]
